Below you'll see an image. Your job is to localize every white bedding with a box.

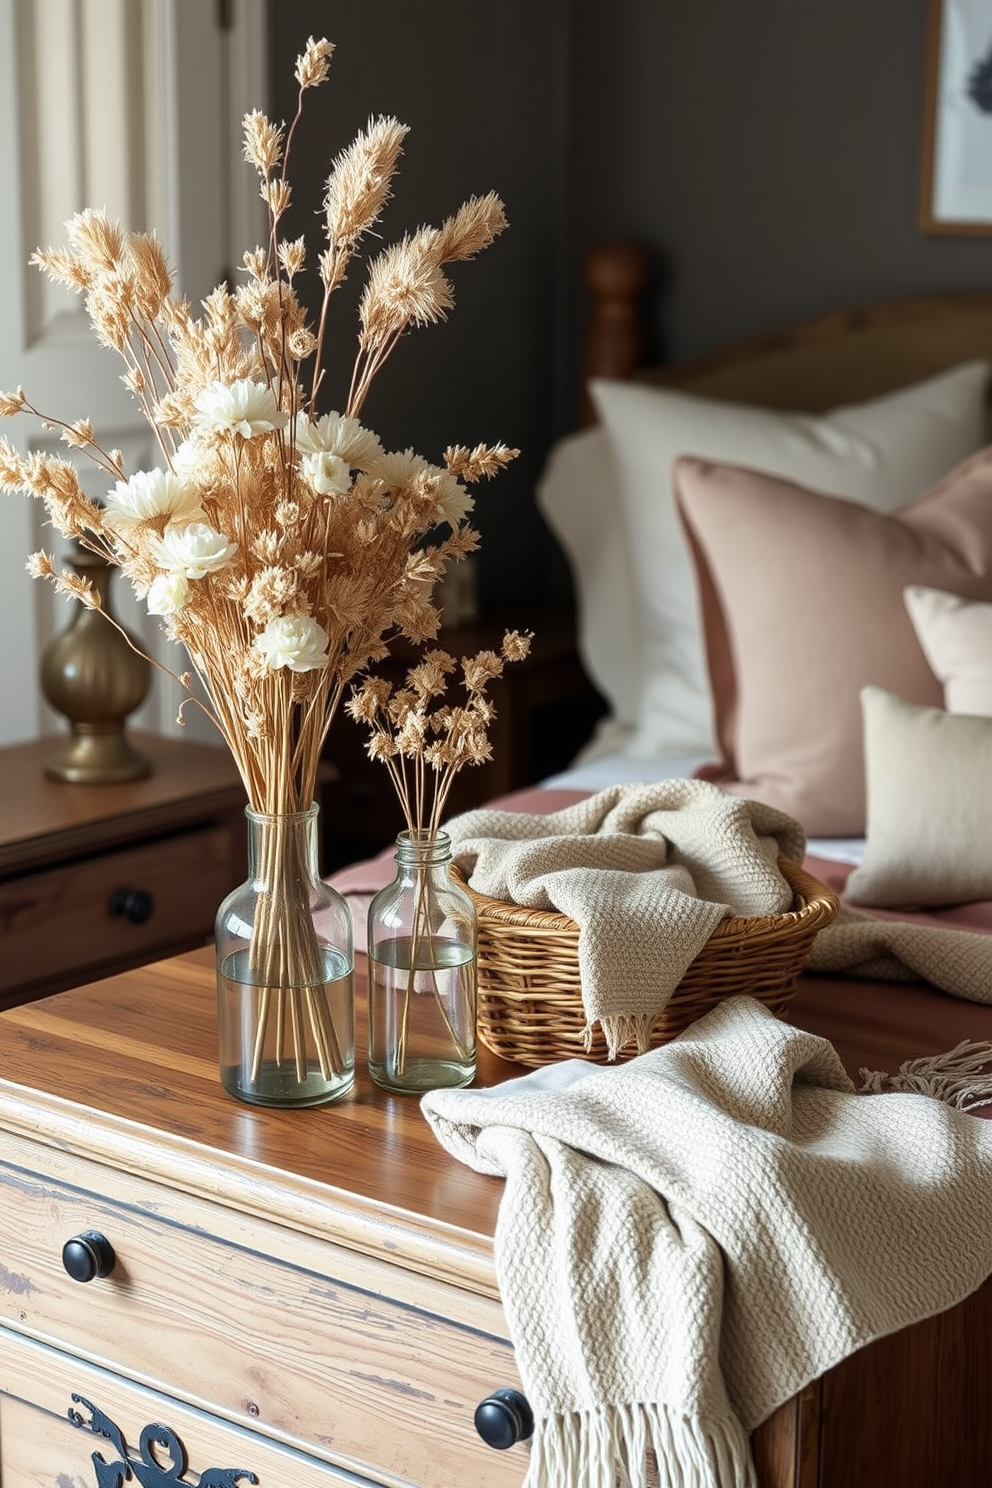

[541,752,866,866]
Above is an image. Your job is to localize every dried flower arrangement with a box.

[348,632,531,1083]
[345,631,532,841]
[0,36,516,1096]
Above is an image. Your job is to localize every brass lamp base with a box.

[44,725,151,784]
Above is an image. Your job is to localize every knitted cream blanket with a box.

[422,996,992,1488]
[446,780,806,1058]
[809,904,992,1003]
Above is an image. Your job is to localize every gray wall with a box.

[267,1,571,609]
[269,1,992,605]
[569,0,992,367]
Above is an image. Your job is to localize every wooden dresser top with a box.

[0,948,517,1296]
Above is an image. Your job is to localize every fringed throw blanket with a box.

[809,903,992,1003]
[422,997,992,1488]
[445,780,806,1058]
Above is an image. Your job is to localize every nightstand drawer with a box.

[0,825,236,995]
[0,1329,355,1488]
[0,1158,525,1488]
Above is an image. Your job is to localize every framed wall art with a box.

[919,0,992,234]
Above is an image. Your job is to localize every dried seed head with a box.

[295,36,335,90]
[243,109,284,175]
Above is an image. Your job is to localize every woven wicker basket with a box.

[453,857,839,1068]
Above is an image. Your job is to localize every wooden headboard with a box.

[582,241,992,419]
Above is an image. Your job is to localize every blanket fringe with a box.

[592,1013,657,1062]
[524,1400,756,1488]
[859,1039,992,1111]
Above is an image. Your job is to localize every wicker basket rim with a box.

[451,855,839,941]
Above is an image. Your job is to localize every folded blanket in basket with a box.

[422,995,992,1488]
[444,779,806,1058]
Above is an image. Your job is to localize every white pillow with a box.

[587,360,990,757]
[536,423,642,736]
[904,585,992,717]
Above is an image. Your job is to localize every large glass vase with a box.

[215,804,355,1107]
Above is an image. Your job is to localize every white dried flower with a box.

[103,469,205,533]
[301,450,351,497]
[433,470,473,527]
[171,438,215,482]
[147,571,190,615]
[154,521,238,578]
[294,410,384,469]
[370,447,429,489]
[192,379,289,439]
[253,613,329,672]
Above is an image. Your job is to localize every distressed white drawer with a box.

[0,1152,526,1488]
[0,1327,356,1488]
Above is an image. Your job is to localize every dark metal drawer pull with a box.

[62,1230,116,1283]
[109,887,154,924]
[474,1387,534,1449]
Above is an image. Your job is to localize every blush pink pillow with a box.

[674,449,992,836]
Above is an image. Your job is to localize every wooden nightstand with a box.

[321,606,606,868]
[0,732,249,1010]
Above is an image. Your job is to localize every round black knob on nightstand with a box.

[474,1388,534,1449]
[62,1231,116,1283]
[109,887,154,925]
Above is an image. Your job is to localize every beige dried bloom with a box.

[288,327,318,361]
[435,193,508,262]
[279,237,307,279]
[67,207,126,272]
[295,35,335,90]
[25,550,56,579]
[243,109,284,176]
[261,178,292,219]
[0,389,26,417]
[30,246,90,293]
[349,630,530,839]
[502,630,532,664]
[461,650,502,693]
[323,116,408,257]
[129,232,173,319]
[360,234,453,342]
[1,32,518,823]
[445,442,519,483]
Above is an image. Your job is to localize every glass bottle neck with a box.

[245,804,321,880]
[394,828,452,871]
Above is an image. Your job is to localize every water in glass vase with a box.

[368,936,476,1094]
[219,945,355,1107]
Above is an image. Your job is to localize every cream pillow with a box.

[674,448,992,837]
[589,360,990,758]
[904,586,992,716]
[536,424,642,736]
[846,687,992,907]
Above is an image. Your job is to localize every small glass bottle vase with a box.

[215,805,355,1107]
[367,830,477,1095]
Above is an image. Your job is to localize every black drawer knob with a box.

[474,1388,534,1449]
[109,887,154,924]
[62,1231,116,1283]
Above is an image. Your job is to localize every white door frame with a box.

[0,0,268,747]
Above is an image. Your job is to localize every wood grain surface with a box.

[0,733,246,874]
[0,949,513,1253]
[5,952,992,1486]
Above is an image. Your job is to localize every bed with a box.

[532,242,992,1033]
[330,247,992,1486]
